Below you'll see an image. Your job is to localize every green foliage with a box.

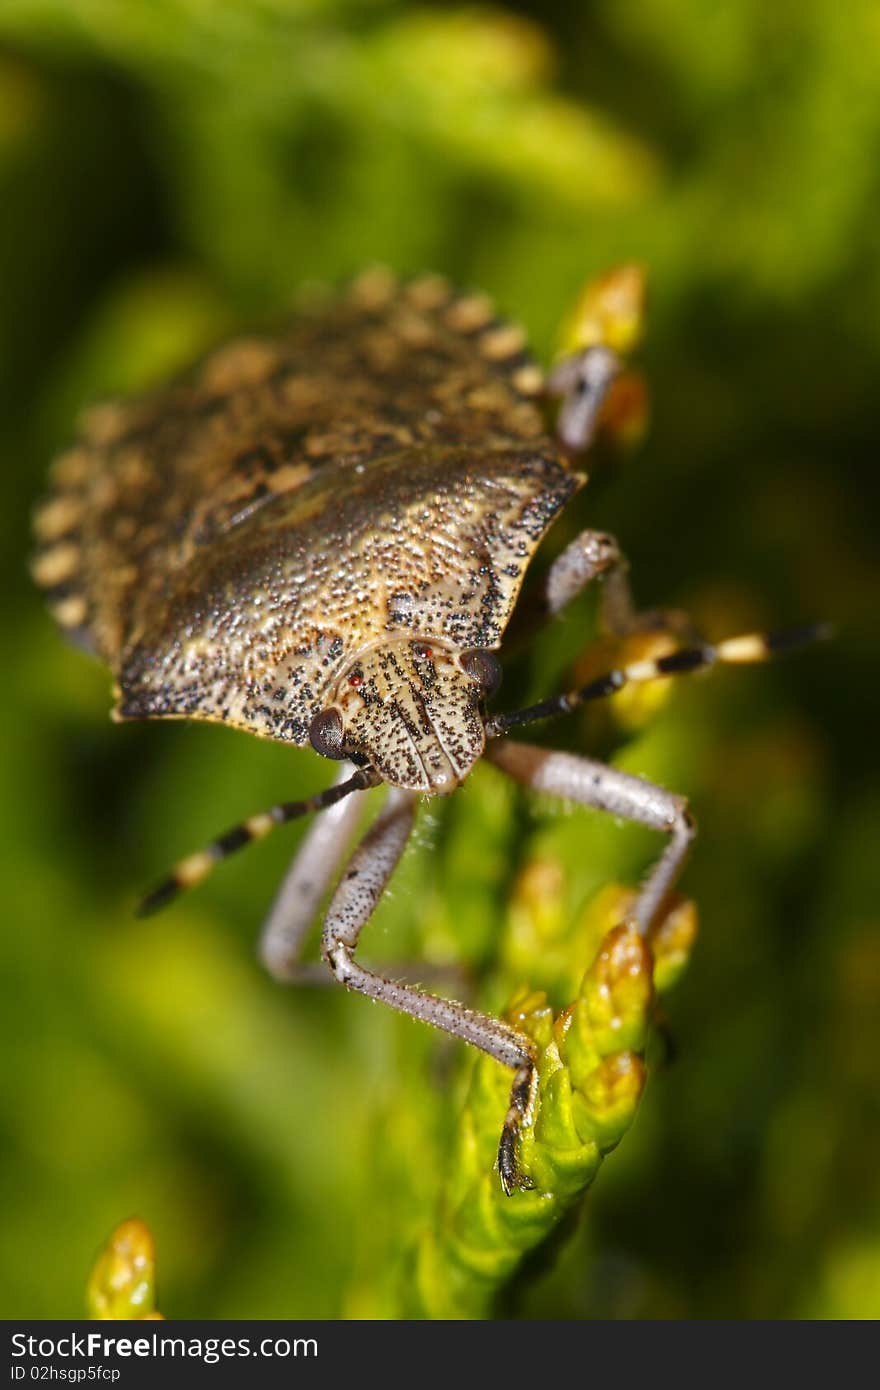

[0,0,876,1320]
[87,1218,163,1320]
[398,898,694,1319]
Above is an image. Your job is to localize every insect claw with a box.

[496,1057,538,1194]
[497,1131,536,1196]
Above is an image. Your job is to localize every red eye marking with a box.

[348,672,363,687]
[414,643,433,659]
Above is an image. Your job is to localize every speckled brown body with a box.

[33,272,580,782]
[33,266,811,1194]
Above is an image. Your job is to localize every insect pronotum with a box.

[32,267,826,1192]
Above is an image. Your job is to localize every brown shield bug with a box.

[32,267,825,1191]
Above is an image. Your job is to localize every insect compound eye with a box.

[459,648,503,699]
[308,707,347,759]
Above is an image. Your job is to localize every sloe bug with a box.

[32,267,824,1191]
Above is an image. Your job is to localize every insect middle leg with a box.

[487,739,696,935]
[321,788,539,1193]
[503,523,696,651]
[542,528,698,642]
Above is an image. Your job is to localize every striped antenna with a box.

[485,623,832,739]
[136,767,376,917]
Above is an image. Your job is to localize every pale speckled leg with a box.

[539,343,652,635]
[513,525,680,648]
[543,528,622,618]
[487,740,696,935]
[544,527,641,637]
[513,345,686,644]
[543,528,697,641]
[506,527,623,649]
[259,762,366,982]
[547,344,620,454]
[321,788,538,1193]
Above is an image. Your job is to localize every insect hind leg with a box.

[547,345,620,455]
[321,788,538,1194]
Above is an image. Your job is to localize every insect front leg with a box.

[259,763,366,982]
[321,788,538,1194]
[487,740,696,935]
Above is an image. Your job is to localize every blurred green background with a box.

[1,0,877,1319]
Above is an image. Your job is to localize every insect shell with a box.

[32,269,578,794]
